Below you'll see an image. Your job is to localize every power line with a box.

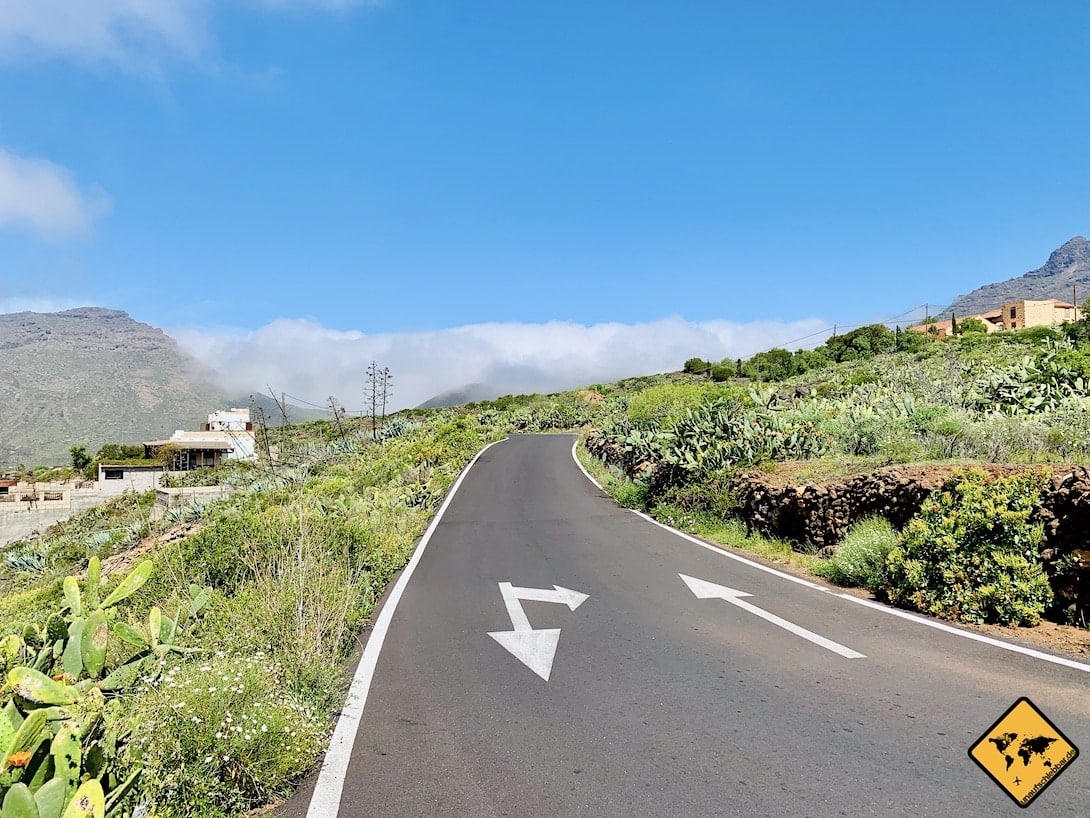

[742,301,952,359]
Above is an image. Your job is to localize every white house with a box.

[145,408,258,470]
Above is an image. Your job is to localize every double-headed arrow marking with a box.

[680,574,865,659]
[488,582,589,681]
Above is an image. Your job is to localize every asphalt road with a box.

[288,434,1090,817]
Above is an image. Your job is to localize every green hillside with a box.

[2,316,1089,816]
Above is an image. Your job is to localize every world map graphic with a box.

[988,732,1058,771]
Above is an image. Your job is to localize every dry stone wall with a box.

[733,463,1090,626]
[587,436,1090,623]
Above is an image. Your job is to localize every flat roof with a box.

[144,440,233,451]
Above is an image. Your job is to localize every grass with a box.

[577,438,819,574]
[5,329,1090,814]
[652,504,819,572]
[1,412,505,817]
[120,652,329,817]
[574,440,614,487]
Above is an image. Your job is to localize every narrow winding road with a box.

[284,434,1089,817]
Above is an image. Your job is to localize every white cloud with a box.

[0,148,112,239]
[170,315,831,412]
[0,0,382,70]
[0,1,211,69]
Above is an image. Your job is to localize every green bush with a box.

[683,357,710,374]
[957,317,988,335]
[814,517,898,591]
[654,471,741,519]
[823,324,896,362]
[709,362,735,382]
[626,382,719,427]
[882,470,1052,625]
[894,327,935,352]
[612,476,650,510]
[740,348,798,381]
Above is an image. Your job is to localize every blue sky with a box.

[1,1,1088,406]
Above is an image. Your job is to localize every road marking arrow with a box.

[679,573,865,659]
[488,582,589,680]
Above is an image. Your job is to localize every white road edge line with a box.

[307,437,507,818]
[571,438,606,491]
[568,439,1090,675]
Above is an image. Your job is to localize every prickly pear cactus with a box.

[1,558,212,816]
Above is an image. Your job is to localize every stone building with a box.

[1000,299,1081,330]
[909,299,1081,337]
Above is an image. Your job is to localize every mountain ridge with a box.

[945,236,1090,316]
[0,307,325,468]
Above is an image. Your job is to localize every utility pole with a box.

[250,396,273,463]
[267,385,290,456]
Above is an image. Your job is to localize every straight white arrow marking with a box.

[679,573,865,659]
[489,582,589,680]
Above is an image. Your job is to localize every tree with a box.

[822,324,896,362]
[95,443,145,461]
[958,317,988,335]
[156,444,181,470]
[683,357,710,375]
[69,446,91,470]
[741,348,797,381]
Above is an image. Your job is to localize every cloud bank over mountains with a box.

[171,315,830,411]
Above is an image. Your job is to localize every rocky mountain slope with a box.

[0,308,327,468]
[946,236,1090,316]
[0,308,232,468]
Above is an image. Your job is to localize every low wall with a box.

[0,491,111,547]
[154,485,235,509]
[733,464,1046,550]
[2,483,235,549]
[733,464,1090,625]
[586,434,1090,623]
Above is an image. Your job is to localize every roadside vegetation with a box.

[584,320,1090,629]
[3,318,1090,815]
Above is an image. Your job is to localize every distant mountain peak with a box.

[945,236,1090,316]
[1029,236,1090,279]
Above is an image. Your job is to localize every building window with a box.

[1010,307,1017,319]
[0,487,7,495]
[103,468,124,480]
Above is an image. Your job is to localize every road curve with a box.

[286,434,1089,817]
